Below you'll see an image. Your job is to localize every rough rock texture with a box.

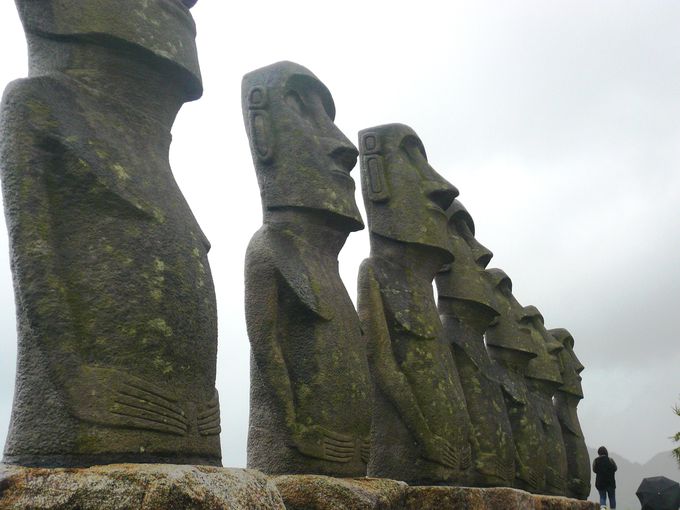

[274,475,407,510]
[404,486,598,510]
[0,464,285,510]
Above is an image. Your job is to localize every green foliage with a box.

[673,402,680,469]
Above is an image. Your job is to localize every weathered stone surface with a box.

[274,475,407,510]
[2,0,220,466]
[357,124,471,485]
[242,61,371,477]
[0,464,285,510]
[403,486,598,510]
[435,200,515,487]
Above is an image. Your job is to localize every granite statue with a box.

[523,306,568,496]
[485,270,545,492]
[435,200,515,487]
[242,61,371,476]
[551,327,591,499]
[357,123,472,484]
[0,0,220,467]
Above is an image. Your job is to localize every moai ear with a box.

[247,86,274,164]
[361,132,390,202]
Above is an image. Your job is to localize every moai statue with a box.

[550,328,591,499]
[242,62,371,476]
[357,123,472,485]
[435,200,515,487]
[485,270,545,492]
[523,306,568,496]
[0,0,220,467]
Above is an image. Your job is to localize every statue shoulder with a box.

[245,225,334,320]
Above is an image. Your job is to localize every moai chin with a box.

[242,61,371,477]
[1,0,221,467]
[435,200,515,487]
[523,306,568,496]
[357,124,472,485]
[550,328,591,500]
[485,270,545,492]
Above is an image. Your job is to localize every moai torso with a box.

[551,328,591,499]
[1,0,220,467]
[524,306,568,496]
[435,201,515,487]
[485,270,545,492]
[242,62,371,476]
[357,124,472,485]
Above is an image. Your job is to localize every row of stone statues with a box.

[0,0,588,500]
[242,61,591,499]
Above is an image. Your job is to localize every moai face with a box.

[550,328,584,398]
[359,124,458,256]
[436,200,496,311]
[242,61,363,231]
[485,269,538,370]
[523,306,563,390]
[15,0,202,99]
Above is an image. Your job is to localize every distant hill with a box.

[587,447,680,510]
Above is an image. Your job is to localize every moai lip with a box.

[242,61,371,477]
[357,123,473,485]
[1,0,220,467]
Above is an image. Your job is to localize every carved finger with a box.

[197,409,220,424]
[197,407,220,421]
[323,442,356,455]
[199,425,221,436]
[119,383,184,416]
[320,429,354,443]
[322,436,355,448]
[109,410,187,436]
[110,402,188,434]
[198,417,221,430]
[323,451,353,463]
[114,394,188,426]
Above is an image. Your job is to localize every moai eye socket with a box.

[285,90,306,117]
[401,135,428,165]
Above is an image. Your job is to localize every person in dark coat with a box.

[593,446,618,508]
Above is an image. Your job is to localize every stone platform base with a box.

[0,465,599,510]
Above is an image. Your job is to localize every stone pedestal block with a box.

[0,464,285,510]
[0,465,599,510]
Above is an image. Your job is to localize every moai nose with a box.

[182,0,198,8]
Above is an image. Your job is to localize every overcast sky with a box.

[0,0,678,468]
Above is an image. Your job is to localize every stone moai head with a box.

[359,123,458,256]
[15,0,202,99]
[523,306,563,390]
[549,328,585,398]
[485,269,539,370]
[436,200,496,311]
[242,61,364,232]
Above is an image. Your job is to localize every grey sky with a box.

[0,0,678,468]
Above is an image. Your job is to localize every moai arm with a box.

[0,82,191,435]
[358,261,458,468]
[245,239,355,463]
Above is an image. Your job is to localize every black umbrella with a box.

[636,476,680,510]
